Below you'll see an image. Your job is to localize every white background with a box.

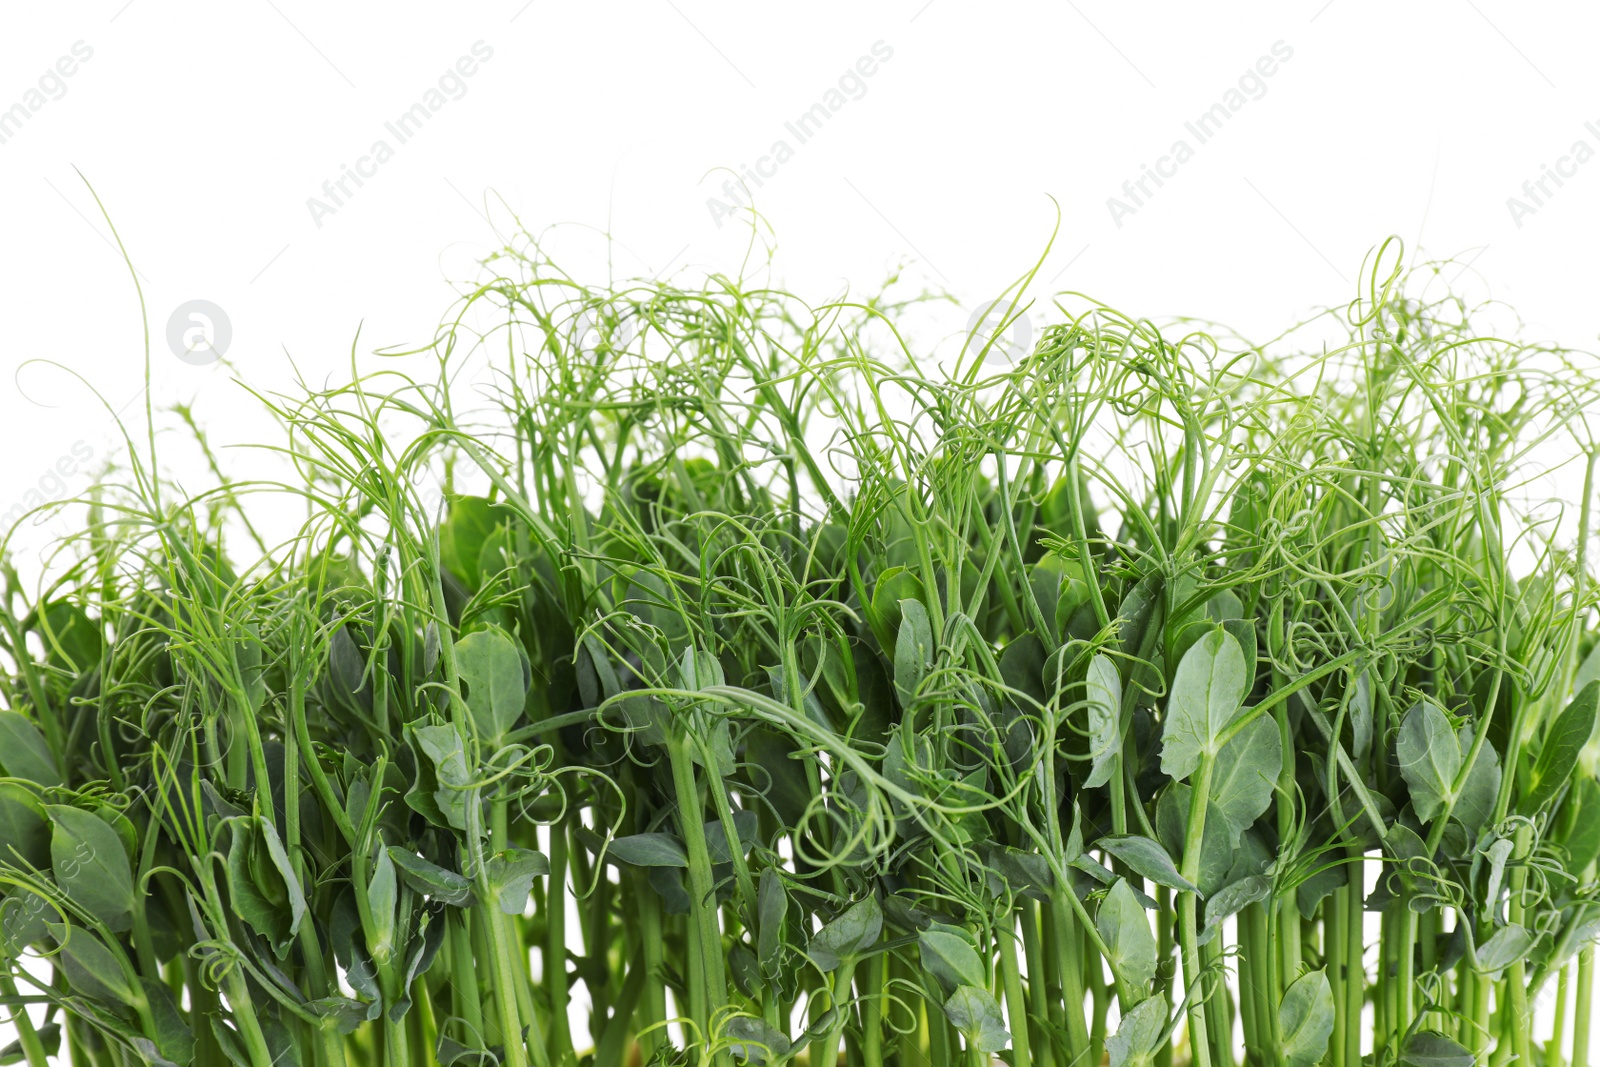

[4,0,1600,550]
[3,0,1600,1057]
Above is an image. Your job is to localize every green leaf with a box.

[1096,878,1156,995]
[1400,1031,1475,1067]
[867,567,923,653]
[723,1016,791,1065]
[893,598,934,709]
[1084,653,1122,789]
[210,1019,251,1067]
[366,840,397,953]
[308,997,372,1036]
[942,985,1010,1053]
[1107,994,1168,1067]
[435,1036,495,1067]
[1523,681,1599,814]
[47,804,135,932]
[1453,726,1500,838]
[679,646,726,691]
[990,845,1053,901]
[1482,836,1513,921]
[704,811,759,864]
[47,922,136,1007]
[727,942,761,998]
[423,621,441,678]
[1396,700,1459,824]
[807,896,882,970]
[0,712,60,787]
[223,821,303,965]
[141,976,196,1066]
[485,848,550,914]
[1209,715,1281,847]
[1475,923,1533,974]
[757,869,788,977]
[919,926,986,993]
[477,525,515,586]
[388,848,474,907]
[1294,861,1348,920]
[34,601,102,674]
[440,496,503,587]
[259,1015,303,1067]
[455,627,528,743]
[0,888,51,958]
[413,725,471,831]
[608,832,688,867]
[1118,573,1165,657]
[0,783,50,869]
[1202,875,1271,944]
[1096,835,1200,896]
[1221,615,1257,687]
[1278,969,1334,1067]
[1160,627,1249,782]
[619,571,690,650]
[257,819,308,944]
[1578,643,1600,699]
[1563,779,1600,874]
[1155,786,1235,898]
[328,626,366,698]
[1349,670,1374,764]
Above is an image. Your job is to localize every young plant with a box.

[0,234,1598,1067]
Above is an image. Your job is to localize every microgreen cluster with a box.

[4,236,1600,1067]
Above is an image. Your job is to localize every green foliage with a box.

[1096,878,1157,994]
[1278,969,1334,1067]
[454,627,528,743]
[1,235,1597,1067]
[806,896,882,971]
[1159,627,1250,782]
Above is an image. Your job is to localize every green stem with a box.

[1344,859,1362,1067]
[862,950,886,1067]
[1575,948,1594,1067]
[666,731,727,1064]
[1471,957,1493,1064]
[545,820,573,1063]
[221,970,277,1067]
[1047,893,1091,1057]
[449,910,485,1047]
[1019,901,1056,1067]
[638,879,666,1063]
[819,957,859,1067]
[999,920,1033,1067]
[1244,902,1278,1067]
[0,975,49,1067]
[1156,885,1174,1067]
[1328,884,1347,1067]
[1396,907,1416,1048]
[1554,964,1572,1067]
[1178,752,1217,1067]
[1504,825,1535,1067]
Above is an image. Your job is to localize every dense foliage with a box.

[4,236,1600,1067]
